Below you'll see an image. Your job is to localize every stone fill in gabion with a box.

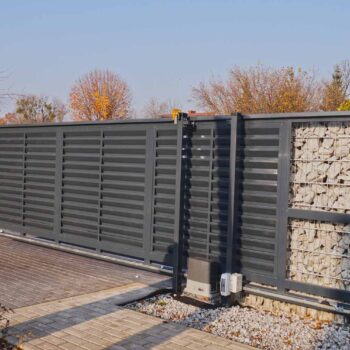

[290,122,350,213]
[288,121,350,292]
[288,219,350,290]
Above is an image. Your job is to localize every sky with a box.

[0,0,349,117]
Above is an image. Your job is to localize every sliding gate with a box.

[0,120,183,267]
[0,117,234,271]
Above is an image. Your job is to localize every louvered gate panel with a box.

[210,123,230,265]
[99,127,147,258]
[61,130,101,247]
[185,120,230,269]
[150,125,178,264]
[0,130,24,229]
[23,131,56,237]
[0,121,178,266]
[235,120,280,281]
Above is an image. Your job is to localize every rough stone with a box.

[128,293,350,350]
[289,122,350,294]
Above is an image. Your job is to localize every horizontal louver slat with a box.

[236,121,279,278]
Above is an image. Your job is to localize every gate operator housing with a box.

[184,258,220,301]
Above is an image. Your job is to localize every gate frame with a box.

[236,111,350,304]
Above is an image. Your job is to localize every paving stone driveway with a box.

[1,235,254,350]
[0,235,170,309]
[7,283,253,350]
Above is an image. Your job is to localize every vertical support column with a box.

[276,120,292,291]
[96,129,104,253]
[143,126,156,265]
[53,129,63,243]
[21,132,27,235]
[226,114,240,274]
[173,118,185,293]
[205,127,214,261]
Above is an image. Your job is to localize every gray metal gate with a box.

[0,120,181,267]
[184,119,231,267]
[0,112,349,305]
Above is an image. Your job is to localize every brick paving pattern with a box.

[7,283,254,350]
[0,236,170,309]
[1,235,254,350]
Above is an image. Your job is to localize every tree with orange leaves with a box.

[193,64,321,114]
[0,95,66,125]
[69,70,132,121]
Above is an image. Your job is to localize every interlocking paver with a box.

[0,235,170,309]
[1,235,255,350]
[7,288,255,350]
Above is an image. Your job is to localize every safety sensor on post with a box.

[220,273,231,296]
[220,273,243,296]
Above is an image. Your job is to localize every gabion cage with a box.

[288,120,350,293]
[290,121,350,213]
[287,219,350,291]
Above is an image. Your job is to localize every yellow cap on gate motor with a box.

[171,108,182,120]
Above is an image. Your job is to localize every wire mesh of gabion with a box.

[287,219,350,291]
[289,121,350,213]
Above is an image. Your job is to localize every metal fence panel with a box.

[150,123,179,265]
[0,130,26,230]
[234,119,281,283]
[0,121,178,266]
[0,128,59,238]
[235,114,350,303]
[184,119,231,270]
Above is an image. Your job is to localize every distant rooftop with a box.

[160,111,216,118]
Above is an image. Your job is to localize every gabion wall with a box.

[288,122,350,291]
[290,122,350,213]
[287,219,350,291]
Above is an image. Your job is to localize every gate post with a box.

[143,125,156,265]
[276,120,292,291]
[172,114,187,293]
[226,113,241,275]
[53,129,63,243]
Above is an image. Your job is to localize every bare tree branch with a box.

[142,97,180,118]
[0,70,19,109]
[339,60,350,96]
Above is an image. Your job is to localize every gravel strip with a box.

[126,294,350,350]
